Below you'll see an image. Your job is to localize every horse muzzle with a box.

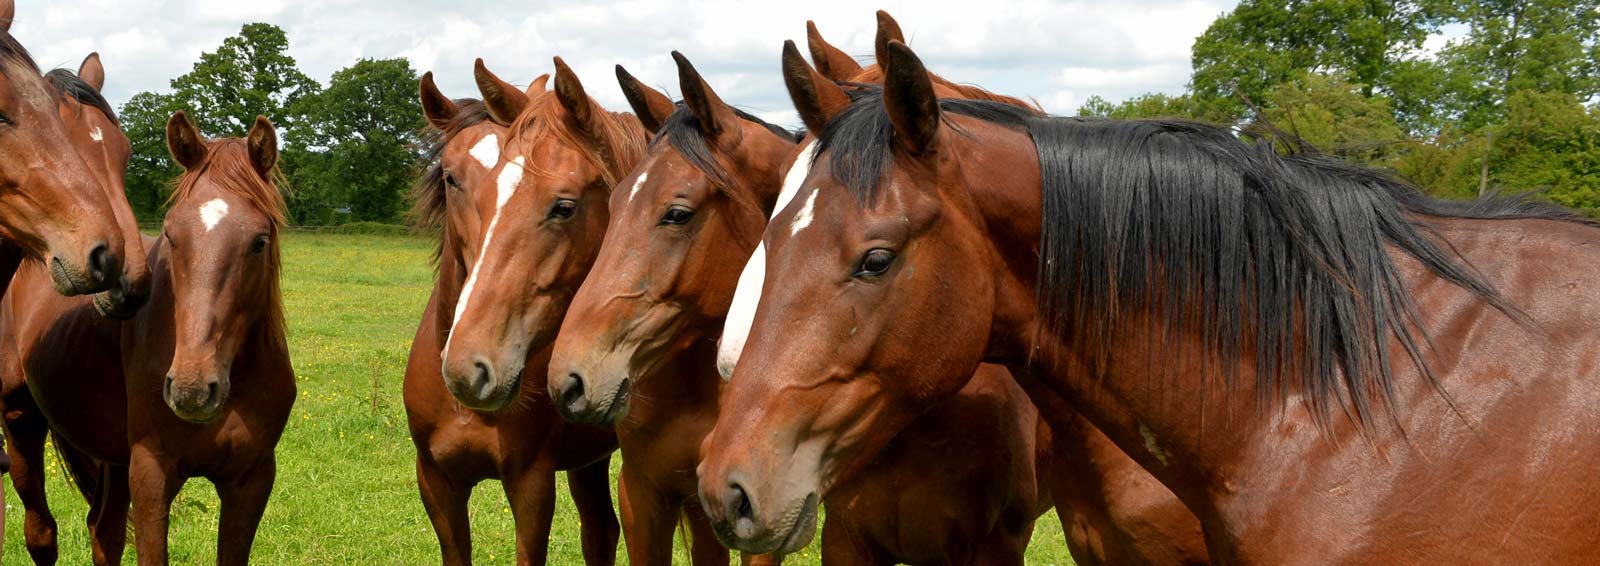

[163,371,230,423]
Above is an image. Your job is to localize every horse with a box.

[0,0,132,298]
[545,43,1046,563]
[0,52,155,565]
[697,37,1600,563]
[403,63,625,565]
[712,14,1205,564]
[1,112,296,565]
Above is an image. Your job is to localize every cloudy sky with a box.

[14,0,1241,129]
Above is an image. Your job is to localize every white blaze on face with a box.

[789,189,819,235]
[717,140,816,379]
[469,134,500,169]
[90,126,104,143]
[198,198,230,232]
[626,171,650,203]
[443,155,526,358]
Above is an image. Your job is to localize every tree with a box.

[1190,0,1442,122]
[287,58,424,223]
[1432,0,1600,130]
[1076,93,1199,119]
[169,23,321,138]
[1258,72,1407,165]
[120,91,184,221]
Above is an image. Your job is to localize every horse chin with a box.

[92,284,148,320]
[775,494,820,555]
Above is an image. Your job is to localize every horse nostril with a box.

[470,359,494,395]
[163,375,175,397]
[206,381,219,405]
[560,373,586,413]
[86,242,111,283]
[729,482,754,522]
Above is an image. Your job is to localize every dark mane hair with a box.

[45,68,118,124]
[815,88,1597,434]
[409,98,492,234]
[167,137,289,343]
[653,102,798,190]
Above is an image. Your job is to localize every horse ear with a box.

[474,59,528,126]
[419,72,459,131]
[552,56,598,132]
[525,74,549,98]
[616,64,674,134]
[0,0,13,33]
[874,10,907,70]
[674,51,739,141]
[165,111,207,170]
[782,40,851,135]
[246,115,279,177]
[78,53,106,92]
[806,21,863,81]
[882,41,939,155]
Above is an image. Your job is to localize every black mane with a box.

[45,68,118,124]
[652,102,798,190]
[814,88,1596,433]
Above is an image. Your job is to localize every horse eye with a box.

[659,205,694,226]
[548,199,578,221]
[249,235,270,255]
[854,248,895,278]
[443,171,460,189]
[0,112,12,125]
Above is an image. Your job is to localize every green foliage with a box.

[119,91,184,222]
[1258,72,1406,165]
[169,23,321,138]
[1432,0,1600,130]
[1076,93,1199,119]
[286,58,425,224]
[1190,0,1441,122]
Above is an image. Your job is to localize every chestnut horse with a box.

[0,53,155,565]
[715,14,1204,564]
[0,0,131,297]
[403,64,623,565]
[1,113,295,566]
[699,38,1600,563]
[546,47,1045,564]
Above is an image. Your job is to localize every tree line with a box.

[121,23,422,225]
[1079,0,1599,215]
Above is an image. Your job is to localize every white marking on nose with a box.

[443,156,526,360]
[90,126,104,143]
[469,134,500,169]
[198,198,229,232]
[717,141,815,379]
[626,172,650,203]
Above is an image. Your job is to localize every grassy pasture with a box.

[3,232,1073,564]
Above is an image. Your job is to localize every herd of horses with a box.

[0,1,1595,564]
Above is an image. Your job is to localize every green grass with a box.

[3,232,1074,564]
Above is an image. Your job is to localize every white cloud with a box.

[12,0,1238,127]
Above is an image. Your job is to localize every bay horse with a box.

[716,14,1205,564]
[698,38,1600,563]
[0,0,131,297]
[1,112,295,565]
[404,63,622,565]
[0,52,155,565]
[546,48,1044,564]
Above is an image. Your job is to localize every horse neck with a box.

[958,123,1256,509]
[430,226,469,347]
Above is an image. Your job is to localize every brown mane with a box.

[409,98,492,234]
[505,90,651,189]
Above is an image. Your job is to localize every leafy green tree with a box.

[119,91,184,221]
[170,23,321,138]
[288,58,424,223]
[1190,0,1442,122]
[1076,93,1199,119]
[1433,0,1600,130]
[1258,72,1407,165]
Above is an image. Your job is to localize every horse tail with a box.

[49,430,100,505]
